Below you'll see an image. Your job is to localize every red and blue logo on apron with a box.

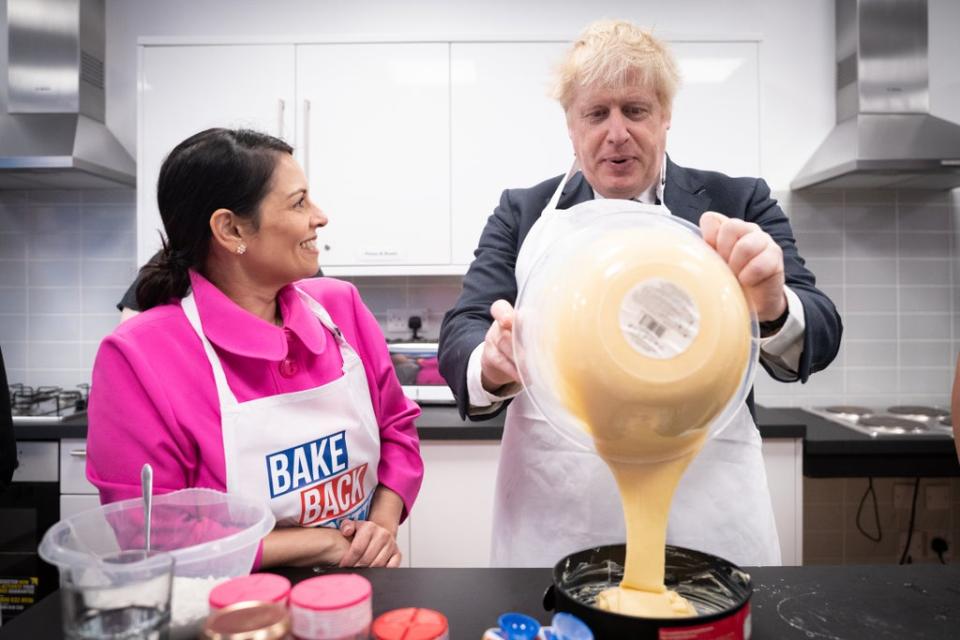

[265,430,371,527]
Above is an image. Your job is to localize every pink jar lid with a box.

[209,573,292,610]
[289,574,372,611]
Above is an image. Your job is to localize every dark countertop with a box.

[2,564,957,639]
[15,406,958,478]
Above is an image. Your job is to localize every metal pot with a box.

[543,544,752,639]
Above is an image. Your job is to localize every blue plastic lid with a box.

[551,613,593,640]
[497,612,541,639]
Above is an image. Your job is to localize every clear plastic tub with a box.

[40,488,276,638]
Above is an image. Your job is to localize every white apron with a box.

[490,165,781,568]
[182,288,381,529]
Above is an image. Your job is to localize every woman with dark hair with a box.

[87,128,422,568]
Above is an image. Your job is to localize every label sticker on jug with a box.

[620,279,699,359]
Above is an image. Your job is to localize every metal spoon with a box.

[141,463,153,554]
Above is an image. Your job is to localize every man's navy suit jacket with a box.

[438,157,843,421]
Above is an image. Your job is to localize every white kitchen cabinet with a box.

[138,44,296,264]
[450,42,572,266]
[60,495,102,521]
[409,440,500,567]
[59,438,96,495]
[762,437,804,566]
[296,43,451,268]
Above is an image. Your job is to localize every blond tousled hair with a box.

[552,19,681,113]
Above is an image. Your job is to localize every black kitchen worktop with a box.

[14,406,958,478]
[1,563,956,639]
[12,405,806,441]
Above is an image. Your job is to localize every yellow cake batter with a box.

[544,224,751,618]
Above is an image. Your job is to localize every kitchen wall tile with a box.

[846,367,898,395]
[792,231,843,258]
[0,261,27,287]
[898,204,953,232]
[80,260,137,288]
[28,206,82,234]
[803,503,844,531]
[845,258,896,285]
[900,314,951,340]
[784,202,844,232]
[0,233,27,260]
[845,341,897,367]
[0,191,29,205]
[899,259,951,286]
[29,314,82,342]
[0,315,27,341]
[28,191,81,205]
[0,206,30,233]
[82,205,136,233]
[845,232,897,258]
[898,287,951,314]
[899,341,954,368]
[1,342,26,369]
[4,367,26,384]
[804,258,842,285]
[28,260,80,288]
[81,287,127,314]
[845,204,896,232]
[898,368,951,396]
[28,232,82,260]
[804,531,843,561]
[353,284,407,313]
[81,230,137,260]
[28,341,82,369]
[81,315,120,343]
[24,369,90,387]
[898,191,953,206]
[899,232,951,259]
[845,286,897,313]
[0,288,28,314]
[805,478,844,505]
[846,190,895,205]
[30,288,82,314]
[895,393,950,407]
[81,190,136,205]
[81,341,101,370]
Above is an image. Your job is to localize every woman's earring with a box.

[236,243,247,255]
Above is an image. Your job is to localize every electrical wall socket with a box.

[893,482,916,509]
[925,531,951,561]
[386,308,428,334]
[925,484,950,511]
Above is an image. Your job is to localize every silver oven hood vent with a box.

[792,0,960,190]
[0,0,135,189]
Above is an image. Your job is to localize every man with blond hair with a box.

[439,20,841,568]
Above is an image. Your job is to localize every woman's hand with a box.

[260,526,351,568]
[339,520,402,567]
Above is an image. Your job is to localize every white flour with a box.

[170,576,228,639]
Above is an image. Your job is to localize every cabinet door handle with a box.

[277,98,286,139]
[303,99,311,178]
[69,449,87,458]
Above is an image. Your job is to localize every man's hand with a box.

[480,299,519,393]
[339,519,402,568]
[699,211,787,322]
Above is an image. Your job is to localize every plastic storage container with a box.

[209,573,292,610]
[40,488,276,639]
[372,607,449,639]
[289,574,372,639]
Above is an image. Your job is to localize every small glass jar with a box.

[372,607,449,640]
[210,573,292,610]
[201,601,291,640]
[289,574,372,640]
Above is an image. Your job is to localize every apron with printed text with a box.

[491,163,782,568]
[182,288,381,528]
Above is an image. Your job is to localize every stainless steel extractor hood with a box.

[0,0,135,189]
[792,0,960,190]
